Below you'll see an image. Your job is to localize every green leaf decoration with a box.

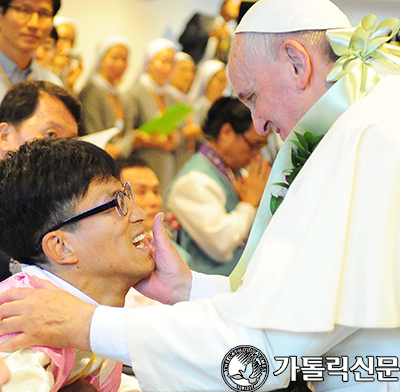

[270,195,284,215]
[274,182,290,189]
[296,155,308,164]
[295,132,309,151]
[311,135,325,151]
[270,130,325,215]
[288,168,300,184]
[291,151,301,166]
[292,140,304,150]
[303,131,316,145]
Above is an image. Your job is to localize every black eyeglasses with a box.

[44,181,134,234]
[34,182,134,255]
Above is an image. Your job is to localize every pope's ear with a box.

[0,122,17,157]
[284,40,312,90]
[41,231,78,266]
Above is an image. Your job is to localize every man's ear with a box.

[0,122,17,157]
[42,231,79,266]
[283,40,312,90]
[218,122,235,141]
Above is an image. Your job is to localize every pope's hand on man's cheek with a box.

[0,278,95,352]
[133,212,192,305]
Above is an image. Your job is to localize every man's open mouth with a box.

[132,233,146,248]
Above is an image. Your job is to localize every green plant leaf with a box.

[310,134,325,151]
[295,132,309,151]
[270,131,326,215]
[292,140,304,150]
[296,148,309,159]
[296,155,308,164]
[304,131,316,145]
[274,182,290,188]
[270,195,284,215]
[291,150,299,166]
[288,167,301,183]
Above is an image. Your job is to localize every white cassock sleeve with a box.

[167,172,256,262]
[91,272,228,365]
[0,349,54,392]
[189,271,231,300]
[91,272,357,391]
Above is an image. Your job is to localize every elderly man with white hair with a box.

[1,0,400,391]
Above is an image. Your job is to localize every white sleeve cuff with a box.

[189,271,231,301]
[90,274,231,364]
[90,305,131,365]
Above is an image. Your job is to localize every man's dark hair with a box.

[203,96,253,139]
[116,155,149,170]
[0,138,120,265]
[0,80,81,126]
[0,0,61,16]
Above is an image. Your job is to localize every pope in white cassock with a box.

[1,0,400,391]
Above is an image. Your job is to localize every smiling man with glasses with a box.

[0,138,155,391]
[0,0,62,102]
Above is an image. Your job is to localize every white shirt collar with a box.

[21,264,99,307]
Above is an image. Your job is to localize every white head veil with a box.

[141,38,176,74]
[174,51,194,65]
[96,34,131,72]
[53,16,76,29]
[188,59,226,103]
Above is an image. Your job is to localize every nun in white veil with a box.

[78,34,134,159]
[167,51,203,170]
[128,38,180,197]
[167,51,196,102]
[188,59,227,125]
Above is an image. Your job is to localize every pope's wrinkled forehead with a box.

[235,0,351,34]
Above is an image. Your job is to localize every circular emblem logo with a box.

[221,345,269,391]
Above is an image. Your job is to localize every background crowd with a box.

[0,0,279,284]
[0,0,399,390]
